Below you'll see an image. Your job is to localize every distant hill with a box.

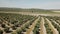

[0,7,60,14]
[49,9,60,11]
[0,7,52,12]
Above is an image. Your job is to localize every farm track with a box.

[24,17,40,34]
[45,18,59,34]
[0,12,60,16]
[40,17,47,34]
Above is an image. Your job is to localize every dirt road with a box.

[0,12,60,16]
[40,17,47,34]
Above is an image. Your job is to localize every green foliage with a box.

[0,29,3,34]
[33,18,40,34]
[0,13,36,34]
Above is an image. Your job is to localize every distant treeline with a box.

[0,7,52,13]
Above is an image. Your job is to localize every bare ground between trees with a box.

[24,17,40,34]
[45,18,59,34]
[40,17,47,34]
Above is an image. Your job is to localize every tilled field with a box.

[0,13,60,34]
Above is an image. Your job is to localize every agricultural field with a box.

[0,13,60,34]
[0,0,60,34]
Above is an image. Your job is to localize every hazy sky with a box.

[0,0,60,9]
